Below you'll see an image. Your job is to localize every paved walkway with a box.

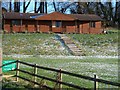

[58,34,84,56]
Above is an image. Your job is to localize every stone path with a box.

[57,34,84,56]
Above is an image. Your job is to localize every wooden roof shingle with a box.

[3,12,44,20]
[35,12,75,21]
[3,12,102,21]
[69,14,102,21]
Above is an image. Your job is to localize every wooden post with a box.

[59,69,62,90]
[34,64,37,84]
[16,60,19,82]
[36,21,39,32]
[54,69,62,90]
[75,20,77,33]
[94,74,98,90]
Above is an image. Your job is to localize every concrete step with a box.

[68,45,78,49]
[57,34,85,56]
[69,47,80,50]
[74,52,85,56]
[71,49,81,52]
[64,40,73,42]
[68,44,80,47]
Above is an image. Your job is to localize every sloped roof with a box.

[69,14,102,21]
[35,12,102,21]
[3,12,45,20]
[35,12,75,21]
[3,12,102,21]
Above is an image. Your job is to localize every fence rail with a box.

[2,60,120,90]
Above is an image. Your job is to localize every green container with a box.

[2,60,17,72]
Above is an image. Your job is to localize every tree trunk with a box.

[23,1,25,13]
[14,0,20,12]
[40,2,44,13]
[77,2,82,14]
[34,0,37,13]
[23,0,31,13]
[45,1,47,13]
[117,2,120,30]
[53,1,57,11]
[113,1,119,28]
[9,0,12,12]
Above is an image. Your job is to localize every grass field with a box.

[2,31,118,56]
[3,56,118,88]
[68,31,118,56]
[2,30,119,88]
[2,33,70,55]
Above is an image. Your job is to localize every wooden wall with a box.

[37,21,50,33]
[27,20,36,33]
[4,24,11,33]
[52,27,62,33]
[82,22,90,34]
[90,21,102,34]
[3,19,103,34]
[63,21,76,33]
[4,20,11,33]
[79,21,102,34]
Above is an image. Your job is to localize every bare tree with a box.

[34,0,47,13]
[113,1,120,28]
[34,0,37,13]
[45,1,47,13]
[116,2,120,29]
[23,0,31,13]
[52,2,76,13]
[53,1,57,11]
[9,0,12,12]
[14,0,20,12]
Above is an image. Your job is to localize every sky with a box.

[2,1,56,13]
[2,1,71,13]
[25,1,55,13]
[1,0,118,14]
[21,0,117,13]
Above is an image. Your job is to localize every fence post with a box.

[34,64,37,85]
[58,69,62,90]
[94,74,98,90]
[54,69,62,90]
[16,60,19,82]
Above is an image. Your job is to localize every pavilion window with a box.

[52,21,62,27]
[12,20,21,26]
[89,22,95,28]
[55,21,62,27]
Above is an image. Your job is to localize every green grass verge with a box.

[68,32,118,56]
[68,33,118,46]
[2,33,69,55]
[2,32,118,56]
